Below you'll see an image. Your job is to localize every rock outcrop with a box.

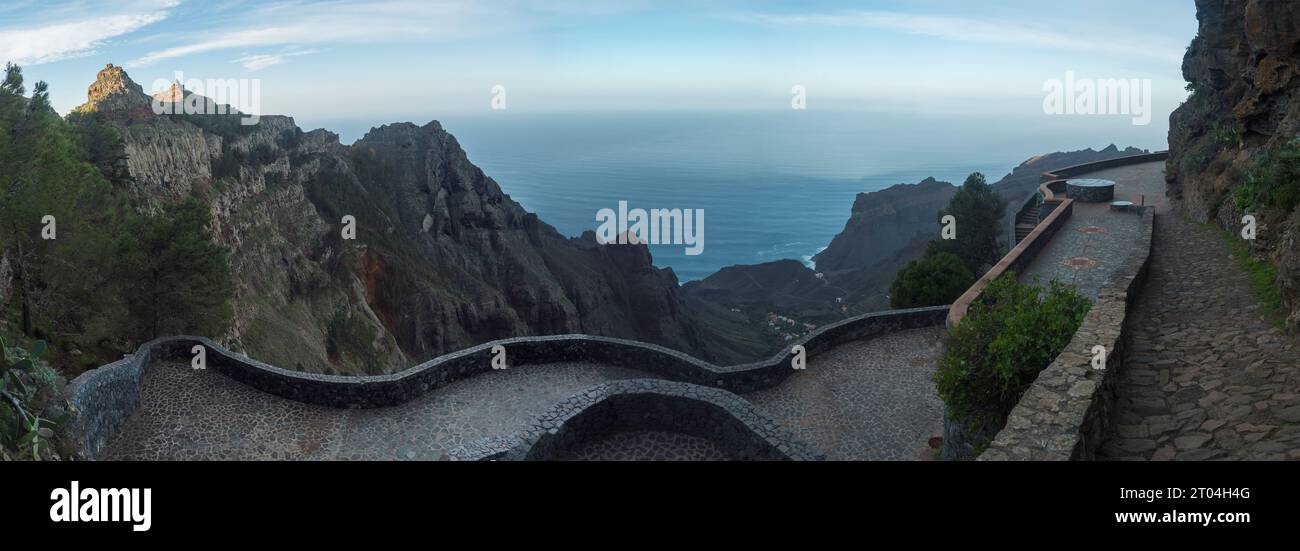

[73,66,768,374]
[683,259,843,317]
[1168,0,1300,328]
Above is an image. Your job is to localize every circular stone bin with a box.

[1065,178,1116,202]
[1109,200,1134,212]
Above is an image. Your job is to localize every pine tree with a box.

[929,172,1006,274]
[119,198,234,340]
[0,64,118,338]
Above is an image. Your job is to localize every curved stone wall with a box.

[1040,152,1169,181]
[491,379,824,461]
[979,206,1156,460]
[64,305,947,459]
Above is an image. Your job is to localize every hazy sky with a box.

[3,0,1198,135]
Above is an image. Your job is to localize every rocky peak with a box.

[75,64,152,119]
[152,80,185,103]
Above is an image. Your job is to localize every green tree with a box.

[0,63,119,339]
[889,251,973,308]
[119,198,235,340]
[929,172,1006,273]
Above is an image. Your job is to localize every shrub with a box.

[118,198,235,341]
[889,251,974,308]
[935,274,1090,435]
[1235,138,1300,215]
[0,335,65,459]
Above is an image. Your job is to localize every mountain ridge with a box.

[71,65,770,373]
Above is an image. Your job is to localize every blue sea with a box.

[322,111,1168,282]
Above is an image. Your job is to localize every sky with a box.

[1,0,1199,141]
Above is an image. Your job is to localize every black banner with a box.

[8,460,1291,540]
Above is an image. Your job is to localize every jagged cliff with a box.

[813,177,957,275]
[1169,0,1300,328]
[72,65,767,373]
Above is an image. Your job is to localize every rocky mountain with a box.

[682,259,845,319]
[813,177,957,275]
[1168,0,1300,328]
[72,65,768,374]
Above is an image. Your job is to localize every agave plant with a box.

[0,335,64,459]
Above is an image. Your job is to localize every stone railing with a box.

[1039,151,1169,181]
[979,206,1155,460]
[947,196,1074,328]
[63,305,947,459]
[475,379,825,461]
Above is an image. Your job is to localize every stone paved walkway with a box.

[101,326,948,460]
[100,361,644,460]
[745,326,947,460]
[1018,163,1164,299]
[1099,213,1300,461]
[556,431,732,461]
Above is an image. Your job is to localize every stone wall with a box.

[62,306,947,459]
[482,379,824,461]
[1041,152,1170,181]
[979,207,1156,460]
[948,199,1075,328]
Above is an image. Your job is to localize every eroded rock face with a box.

[73,65,765,374]
[1169,0,1300,328]
[814,177,957,274]
[120,117,213,205]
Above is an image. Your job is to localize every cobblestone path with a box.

[556,431,732,461]
[745,326,947,460]
[100,361,644,460]
[102,326,948,460]
[1019,162,1162,299]
[1099,213,1300,461]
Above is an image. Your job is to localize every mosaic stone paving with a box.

[99,360,644,460]
[1019,163,1161,298]
[1098,208,1300,461]
[744,326,948,461]
[101,328,950,461]
[556,430,732,461]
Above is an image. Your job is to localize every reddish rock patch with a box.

[1062,257,1100,270]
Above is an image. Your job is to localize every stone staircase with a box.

[1014,202,1041,244]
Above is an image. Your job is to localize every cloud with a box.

[0,7,172,65]
[129,0,537,67]
[730,11,1185,64]
[233,48,320,70]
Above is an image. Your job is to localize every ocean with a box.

[323,110,1169,282]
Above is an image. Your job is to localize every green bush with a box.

[1235,138,1300,215]
[0,335,64,459]
[935,274,1091,433]
[889,251,974,308]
